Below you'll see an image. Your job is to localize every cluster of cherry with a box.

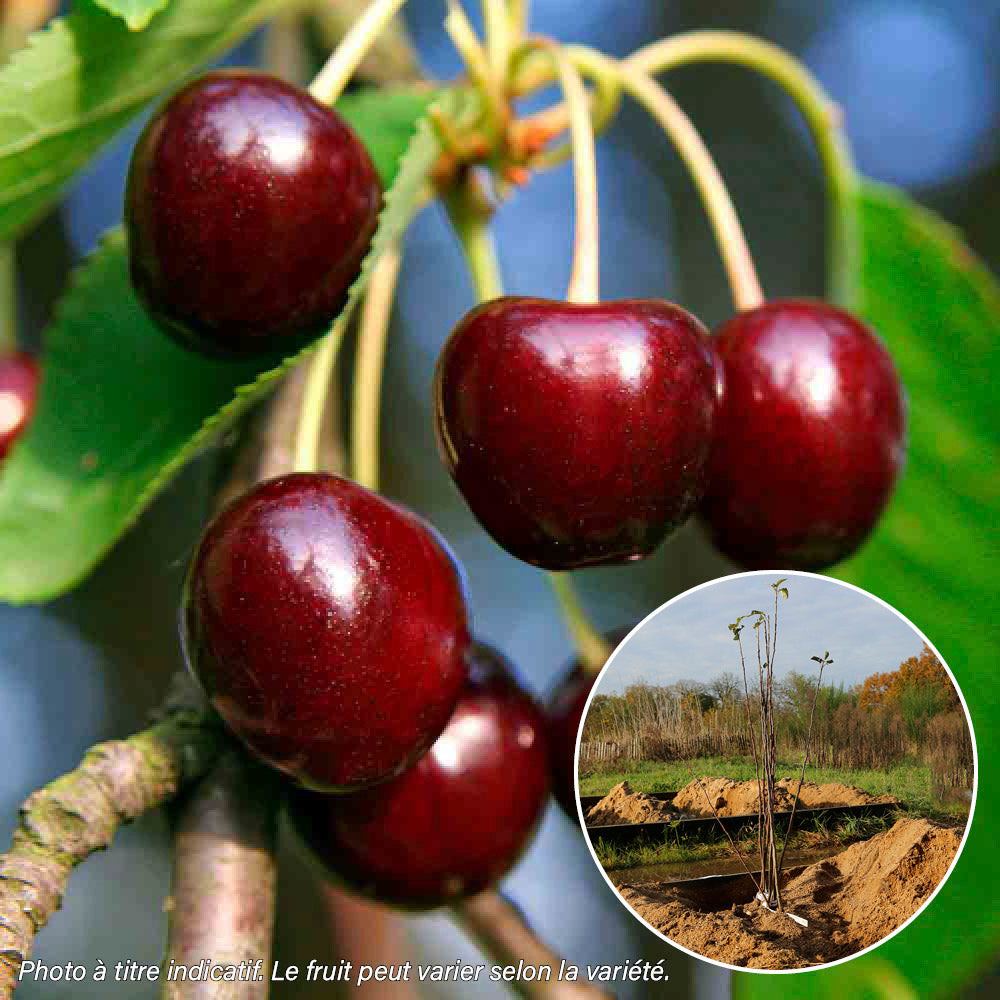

[1,64,906,909]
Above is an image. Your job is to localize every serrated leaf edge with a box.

[0,87,461,603]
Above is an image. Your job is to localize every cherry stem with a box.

[292,0,417,475]
[444,180,504,301]
[481,0,512,85]
[519,39,600,305]
[444,0,508,142]
[445,185,610,675]
[351,243,402,492]
[453,889,611,1000]
[625,31,861,307]
[546,572,610,678]
[292,322,347,474]
[612,57,763,311]
[508,1,530,43]
[309,0,410,105]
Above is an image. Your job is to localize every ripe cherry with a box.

[0,352,38,463]
[699,299,906,570]
[434,297,721,570]
[125,70,382,359]
[181,473,469,792]
[547,627,632,820]
[287,640,550,909]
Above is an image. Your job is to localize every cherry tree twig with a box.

[0,679,223,999]
[454,890,613,1000]
[161,753,281,1000]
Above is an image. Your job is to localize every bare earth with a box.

[617,817,962,969]
[671,776,901,817]
[585,781,683,826]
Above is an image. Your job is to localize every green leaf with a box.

[834,180,999,997]
[734,179,999,997]
[335,87,441,185]
[0,86,447,603]
[91,0,170,31]
[734,955,918,1000]
[0,0,290,240]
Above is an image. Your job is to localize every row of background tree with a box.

[583,645,972,785]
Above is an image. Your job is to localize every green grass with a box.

[593,812,895,870]
[578,754,969,821]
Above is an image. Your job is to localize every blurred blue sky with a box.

[593,572,937,694]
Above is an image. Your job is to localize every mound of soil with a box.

[617,817,962,969]
[672,776,900,818]
[585,781,684,826]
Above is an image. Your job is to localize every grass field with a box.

[593,812,894,870]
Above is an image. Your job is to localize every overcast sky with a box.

[594,572,947,696]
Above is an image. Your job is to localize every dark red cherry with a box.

[125,70,382,358]
[181,473,469,792]
[434,297,721,570]
[547,627,633,820]
[0,352,38,462]
[699,299,906,570]
[287,640,551,909]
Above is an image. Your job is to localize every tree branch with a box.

[454,890,613,1000]
[161,753,281,1000]
[0,681,224,998]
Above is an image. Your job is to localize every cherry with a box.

[699,299,906,570]
[287,640,550,910]
[0,352,38,463]
[546,627,632,820]
[125,70,382,359]
[434,297,721,570]
[181,473,470,792]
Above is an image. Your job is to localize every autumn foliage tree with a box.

[855,643,958,710]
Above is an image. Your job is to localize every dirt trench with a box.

[617,817,962,969]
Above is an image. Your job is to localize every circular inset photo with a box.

[574,572,976,973]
